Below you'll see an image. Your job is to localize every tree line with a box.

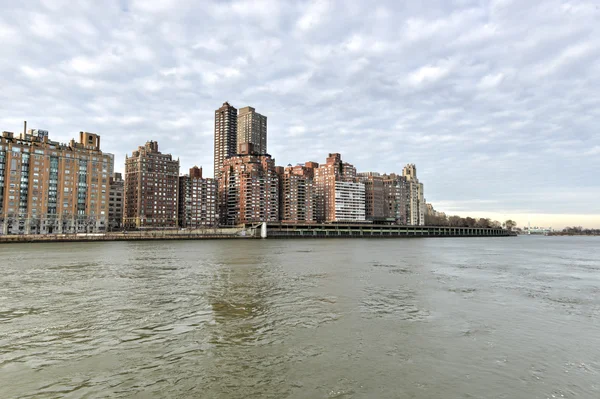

[424,214,517,230]
[560,226,600,235]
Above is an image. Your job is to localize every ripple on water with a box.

[361,287,429,321]
[372,262,411,274]
[0,308,41,323]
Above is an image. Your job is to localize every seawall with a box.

[262,223,512,238]
[0,224,513,243]
[0,227,255,244]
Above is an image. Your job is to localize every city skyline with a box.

[1,1,599,228]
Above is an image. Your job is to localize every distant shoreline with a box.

[545,233,600,237]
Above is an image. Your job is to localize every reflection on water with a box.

[1,237,599,398]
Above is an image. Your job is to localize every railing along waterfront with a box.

[0,227,255,243]
[258,223,512,238]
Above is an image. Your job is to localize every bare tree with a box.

[504,220,517,231]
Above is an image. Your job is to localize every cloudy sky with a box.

[1,0,599,228]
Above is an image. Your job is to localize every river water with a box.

[0,237,599,398]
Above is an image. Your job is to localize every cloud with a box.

[407,61,455,86]
[0,0,599,227]
[478,72,504,90]
[296,0,331,32]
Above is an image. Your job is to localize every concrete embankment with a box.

[262,223,512,238]
[0,227,256,244]
[0,224,513,243]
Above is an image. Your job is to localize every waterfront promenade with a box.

[0,227,253,243]
[0,224,511,243]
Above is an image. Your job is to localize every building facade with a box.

[334,181,366,222]
[382,173,409,225]
[314,153,364,223]
[0,127,113,235]
[237,106,267,155]
[218,143,279,225]
[178,166,218,228]
[108,172,124,231]
[357,172,387,222]
[214,102,238,180]
[402,164,425,226]
[278,165,316,224]
[124,141,179,229]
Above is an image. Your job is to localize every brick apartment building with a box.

[218,143,279,225]
[278,164,316,224]
[0,126,113,235]
[124,141,179,229]
[237,106,267,155]
[108,172,124,231]
[178,166,218,228]
[357,172,387,222]
[214,102,238,181]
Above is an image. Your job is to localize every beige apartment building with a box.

[237,106,267,155]
[0,127,113,235]
[124,141,179,229]
[214,102,238,180]
[402,164,425,226]
[178,166,218,228]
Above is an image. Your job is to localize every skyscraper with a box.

[124,141,179,229]
[237,106,267,155]
[214,102,238,180]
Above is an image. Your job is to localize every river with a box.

[1,236,599,398]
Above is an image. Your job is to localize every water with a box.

[0,236,599,398]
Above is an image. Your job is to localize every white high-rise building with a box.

[334,181,365,222]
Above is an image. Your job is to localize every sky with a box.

[1,0,599,229]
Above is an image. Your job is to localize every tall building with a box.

[333,181,366,222]
[218,143,279,225]
[402,164,425,226]
[0,127,113,235]
[237,106,267,155]
[382,173,409,225]
[124,141,179,229]
[214,102,238,180]
[357,172,386,222]
[108,172,124,231]
[278,165,316,224]
[314,153,364,223]
[178,166,218,228]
